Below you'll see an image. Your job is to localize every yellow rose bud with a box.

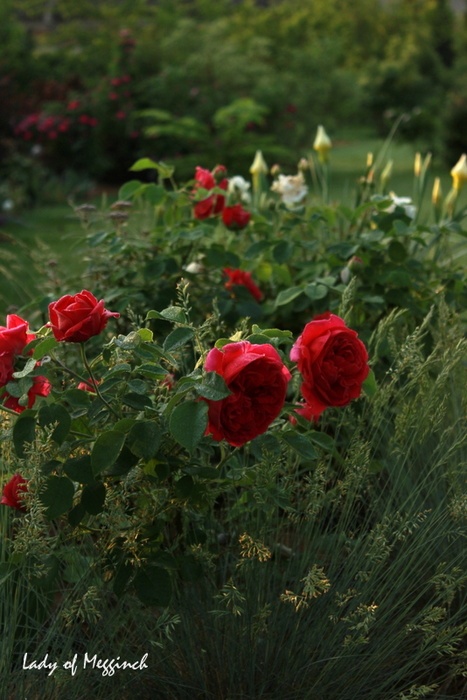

[250,150,269,195]
[432,177,442,206]
[380,160,393,189]
[450,154,467,191]
[249,150,268,176]
[414,152,422,178]
[313,125,332,163]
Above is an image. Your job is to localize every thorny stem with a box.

[79,343,119,418]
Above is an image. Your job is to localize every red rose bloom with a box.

[193,166,228,219]
[0,314,52,412]
[48,290,120,343]
[203,341,291,447]
[290,313,369,420]
[223,268,263,302]
[1,473,29,512]
[0,314,36,356]
[222,204,251,230]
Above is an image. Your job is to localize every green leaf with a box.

[362,369,377,398]
[40,475,75,520]
[91,431,126,476]
[281,431,318,460]
[81,482,106,515]
[32,336,59,360]
[13,411,36,458]
[175,475,194,499]
[128,421,162,460]
[159,306,188,323]
[63,455,95,485]
[122,393,153,410]
[104,446,140,476]
[38,404,72,444]
[113,561,134,597]
[308,431,336,451]
[304,282,329,301]
[275,286,304,307]
[133,565,172,606]
[273,240,293,263]
[250,325,293,341]
[118,179,145,199]
[163,326,194,352]
[130,157,159,171]
[169,400,208,453]
[195,372,231,401]
[68,502,86,527]
[137,363,167,380]
[12,357,37,379]
[136,328,153,342]
[155,161,174,179]
[144,183,165,205]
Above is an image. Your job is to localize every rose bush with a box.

[291,312,370,420]
[203,340,291,447]
[48,290,120,343]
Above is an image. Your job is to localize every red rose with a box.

[0,314,51,412]
[0,314,36,356]
[77,378,100,393]
[193,166,228,219]
[0,353,14,386]
[48,290,119,343]
[289,401,320,424]
[203,341,291,447]
[222,204,251,230]
[3,375,52,414]
[223,268,263,302]
[1,473,29,512]
[290,313,369,419]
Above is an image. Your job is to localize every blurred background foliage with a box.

[1,0,467,198]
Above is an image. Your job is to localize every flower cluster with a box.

[193,166,252,229]
[14,107,98,142]
[0,315,51,413]
[202,313,370,446]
